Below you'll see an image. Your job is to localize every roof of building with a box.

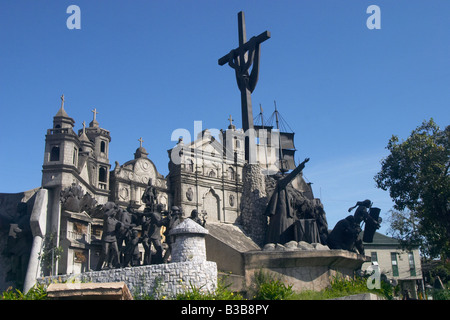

[362,231,402,248]
[54,105,70,118]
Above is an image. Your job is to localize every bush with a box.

[1,285,47,300]
[433,289,450,300]
[175,277,244,300]
[250,269,293,300]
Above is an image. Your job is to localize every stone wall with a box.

[239,163,268,247]
[38,218,217,299]
[38,261,217,299]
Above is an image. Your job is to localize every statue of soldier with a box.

[123,229,141,267]
[96,202,121,270]
[142,179,158,211]
[116,207,136,266]
[141,204,165,265]
[162,206,183,263]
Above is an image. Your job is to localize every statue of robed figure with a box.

[265,158,310,244]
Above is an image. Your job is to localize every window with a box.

[73,147,78,165]
[391,252,399,277]
[228,167,235,181]
[99,167,107,183]
[100,141,106,153]
[50,146,60,161]
[371,252,378,263]
[408,252,416,276]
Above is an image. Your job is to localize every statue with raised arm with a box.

[265,158,310,244]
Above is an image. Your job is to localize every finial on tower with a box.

[89,108,99,128]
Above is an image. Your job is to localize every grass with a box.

[174,277,244,300]
[1,271,393,300]
[289,275,383,300]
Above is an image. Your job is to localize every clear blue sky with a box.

[1,1,449,233]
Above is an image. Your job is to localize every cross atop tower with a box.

[91,108,98,121]
[228,114,236,130]
[228,115,233,126]
[138,137,144,148]
[61,94,65,108]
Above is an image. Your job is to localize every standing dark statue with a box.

[327,200,382,255]
[116,207,136,266]
[141,204,165,265]
[123,229,141,267]
[142,179,158,211]
[162,206,183,263]
[96,202,121,270]
[265,158,309,244]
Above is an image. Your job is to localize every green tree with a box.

[374,119,449,258]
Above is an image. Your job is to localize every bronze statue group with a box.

[95,182,205,271]
[264,159,382,255]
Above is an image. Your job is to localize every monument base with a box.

[243,249,369,292]
[38,260,217,299]
[206,223,369,293]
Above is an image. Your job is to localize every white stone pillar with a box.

[23,189,48,293]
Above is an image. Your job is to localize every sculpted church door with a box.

[203,189,221,222]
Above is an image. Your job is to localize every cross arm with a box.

[218,30,271,66]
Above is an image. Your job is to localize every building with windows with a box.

[362,232,424,299]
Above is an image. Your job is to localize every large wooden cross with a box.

[219,11,270,162]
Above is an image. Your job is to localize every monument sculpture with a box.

[0,11,384,296]
[95,202,121,270]
[60,183,99,214]
[140,203,165,265]
[265,158,310,244]
[3,202,32,289]
[219,11,270,162]
[327,200,382,255]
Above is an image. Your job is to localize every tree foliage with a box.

[374,119,450,258]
